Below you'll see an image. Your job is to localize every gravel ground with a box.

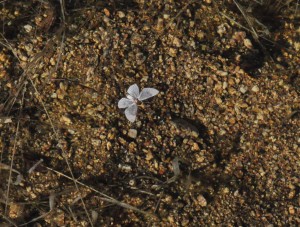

[0,0,299,226]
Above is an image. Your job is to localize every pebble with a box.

[192,142,200,151]
[51,93,57,98]
[156,18,164,31]
[215,97,222,104]
[117,11,125,18]
[288,206,295,215]
[118,164,132,172]
[239,85,248,94]
[217,70,228,76]
[217,24,226,37]
[244,39,253,49]
[163,14,170,19]
[106,141,112,150]
[128,129,137,139]
[168,48,177,57]
[60,115,72,125]
[197,195,207,207]
[251,85,259,92]
[9,203,24,219]
[24,24,32,33]
[173,37,182,47]
[144,150,153,161]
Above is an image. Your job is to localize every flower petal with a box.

[125,103,138,122]
[118,98,134,108]
[127,84,139,99]
[138,88,159,101]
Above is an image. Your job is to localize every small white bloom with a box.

[118,84,159,122]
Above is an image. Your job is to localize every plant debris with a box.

[0,0,299,226]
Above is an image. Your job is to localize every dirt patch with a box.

[0,0,299,226]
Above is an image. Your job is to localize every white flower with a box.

[118,84,159,122]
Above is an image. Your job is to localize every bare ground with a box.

[0,0,299,226]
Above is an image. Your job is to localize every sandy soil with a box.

[0,0,299,226]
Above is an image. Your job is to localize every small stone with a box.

[117,11,125,18]
[229,118,236,125]
[9,203,24,219]
[60,116,72,125]
[288,190,295,199]
[97,105,105,111]
[145,150,153,161]
[229,87,236,95]
[197,195,207,207]
[215,97,222,104]
[257,113,264,120]
[244,38,253,49]
[4,118,12,124]
[131,33,144,45]
[167,215,175,224]
[50,57,56,66]
[129,179,136,186]
[103,8,110,17]
[51,93,57,98]
[197,31,205,40]
[196,154,204,162]
[251,85,259,92]
[217,24,226,37]
[181,218,189,226]
[220,129,226,135]
[192,142,200,151]
[118,164,132,172]
[234,190,239,196]
[128,129,137,139]
[24,25,32,33]
[19,55,28,61]
[108,132,115,140]
[163,14,170,19]
[168,48,177,57]
[173,37,182,47]
[106,141,112,150]
[217,70,228,76]
[214,83,222,91]
[288,206,295,215]
[223,187,230,194]
[240,86,248,94]
[156,18,164,31]
[128,142,136,153]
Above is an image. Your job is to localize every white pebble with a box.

[24,25,32,33]
[251,85,259,92]
[128,129,137,139]
[117,11,125,18]
[239,86,248,94]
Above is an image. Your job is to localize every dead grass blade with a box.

[19,211,52,226]
[28,159,44,174]
[0,213,18,227]
[165,0,197,31]
[44,165,157,218]
[4,82,26,215]
[27,76,95,225]
[219,11,299,57]
[1,2,94,226]
[232,0,273,61]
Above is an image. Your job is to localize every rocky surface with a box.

[0,0,299,226]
